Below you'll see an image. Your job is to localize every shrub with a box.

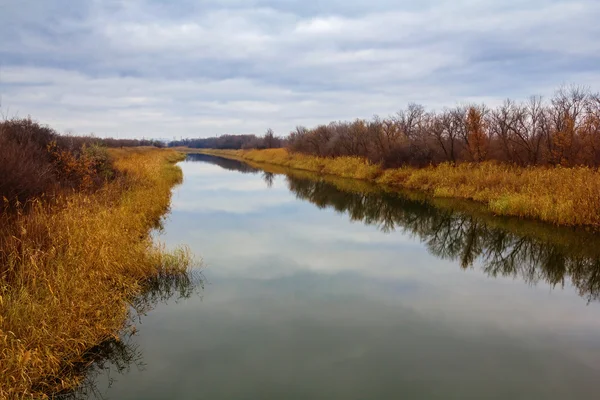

[0,118,117,207]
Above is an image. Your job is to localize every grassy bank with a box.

[0,148,191,398]
[199,148,600,228]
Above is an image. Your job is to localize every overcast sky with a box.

[1,0,599,139]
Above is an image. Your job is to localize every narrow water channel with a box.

[74,154,600,399]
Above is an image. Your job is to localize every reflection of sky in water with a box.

[89,159,600,400]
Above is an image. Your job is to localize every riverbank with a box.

[0,148,192,398]
[196,148,600,228]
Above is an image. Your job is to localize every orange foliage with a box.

[551,114,576,167]
[466,106,489,162]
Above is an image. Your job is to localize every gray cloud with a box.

[1,0,599,138]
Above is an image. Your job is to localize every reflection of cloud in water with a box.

[178,162,231,177]
[82,274,600,400]
[172,191,293,213]
[186,226,430,280]
[170,154,600,337]
[193,180,270,192]
[171,160,292,213]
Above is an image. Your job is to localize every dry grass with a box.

[200,148,600,228]
[0,148,191,399]
[200,148,381,179]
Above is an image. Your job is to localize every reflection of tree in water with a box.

[132,268,203,316]
[52,269,203,400]
[49,335,143,400]
[188,154,600,302]
[286,176,600,303]
[186,153,259,174]
[262,172,275,188]
[187,154,277,189]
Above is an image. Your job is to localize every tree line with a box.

[287,86,600,167]
[175,86,600,168]
[169,129,283,150]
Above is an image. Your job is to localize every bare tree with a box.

[264,128,275,149]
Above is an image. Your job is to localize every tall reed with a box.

[0,148,192,399]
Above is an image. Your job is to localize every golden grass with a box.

[0,148,192,399]
[199,148,600,228]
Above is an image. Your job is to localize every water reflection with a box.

[132,268,203,315]
[190,153,600,303]
[58,153,600,400]
[53,269,203,400]
[186,153,259,174]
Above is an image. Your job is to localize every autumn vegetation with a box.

[284,87,600,167]
[194,86,600,228]
[0,118,191,398]
[198,147,600,228]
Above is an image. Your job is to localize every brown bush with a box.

[0,118,117,207]
[0,119,59,204]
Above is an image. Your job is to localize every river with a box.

[73,153,600,399]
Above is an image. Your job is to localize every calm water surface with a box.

[77,154,600,399]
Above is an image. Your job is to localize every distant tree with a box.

[465,106,489,162]
[264,128,275,149]
[168,134,281,150]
